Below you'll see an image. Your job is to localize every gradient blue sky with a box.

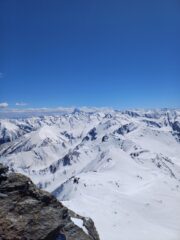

[0,0,180,109]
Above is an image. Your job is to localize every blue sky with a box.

[0,0,179,109]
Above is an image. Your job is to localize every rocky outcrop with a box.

[0,164,100,240]
[68,210,100,240]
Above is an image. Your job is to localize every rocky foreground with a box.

[0,163,100,240]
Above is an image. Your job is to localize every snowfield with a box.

[0,108,180,240]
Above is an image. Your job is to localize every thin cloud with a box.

[15,102,28,106]
[0,102,8,108]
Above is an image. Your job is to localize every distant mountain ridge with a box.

[0,108,180,240]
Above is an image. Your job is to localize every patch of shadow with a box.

[115,123,137,135]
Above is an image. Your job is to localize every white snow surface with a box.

[0,108,180,240]
[71,217,88,235]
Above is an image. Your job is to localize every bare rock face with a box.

[68,210,100,240]
[0,163,100,240]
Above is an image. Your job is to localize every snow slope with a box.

[0,108,180,240]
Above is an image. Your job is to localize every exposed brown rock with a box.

[0,163,100,240]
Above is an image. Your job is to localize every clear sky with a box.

[0,0,179,109]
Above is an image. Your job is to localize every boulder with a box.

[0,163,100,240]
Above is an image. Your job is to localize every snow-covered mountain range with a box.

[0,108,180,240]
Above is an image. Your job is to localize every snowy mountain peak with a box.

[0,108,180,240]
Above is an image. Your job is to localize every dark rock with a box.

[0,164,9,183]
[143,120,161,128]
[83,136,90,141]
[116,123,137,135]
[49,164,57,174]
[123,110,140,118]
[0,164,99,240]
[68,210,100,240]
[83,128,97,142]
[102,135,108,142]
[0,164,9,175]
[172,121,180,133]
[89,128,97,141]
[104,114,113,119]
[63,154,71,166]
[73,177,80,184]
